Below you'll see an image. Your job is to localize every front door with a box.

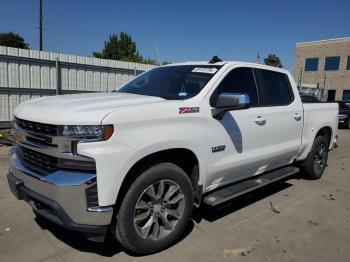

[205,67,268,191]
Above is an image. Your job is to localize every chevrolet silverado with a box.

[7,61,338,254]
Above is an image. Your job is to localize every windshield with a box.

[117,65,222,100]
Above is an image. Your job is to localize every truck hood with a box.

[14,92,166,125]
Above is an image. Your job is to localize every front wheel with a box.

[114,163,194,255]
[302,136,329,179]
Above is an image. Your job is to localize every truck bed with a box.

[297,102,338,160]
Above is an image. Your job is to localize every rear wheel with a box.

[114,163,194,255]
[302,136,329,179]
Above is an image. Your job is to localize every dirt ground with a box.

[0,130,349,262]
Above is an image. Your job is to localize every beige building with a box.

[293,37,350,101]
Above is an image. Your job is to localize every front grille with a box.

[17,146,59,175]
[16,117,58,136]
[85,183,98,208]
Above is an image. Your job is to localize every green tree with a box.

[94,32,155,64]
[0,32,29,49]
[264,54,283,68]
[161,61,171,65]
[142,58,158,65]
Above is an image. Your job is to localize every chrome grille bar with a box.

[15,117,58,136]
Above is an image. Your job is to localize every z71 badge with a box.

[179,107,200,114]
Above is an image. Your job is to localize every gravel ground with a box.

[0,129,349,262]
[0,129,15,146]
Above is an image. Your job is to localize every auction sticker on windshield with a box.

[192,67,218,74]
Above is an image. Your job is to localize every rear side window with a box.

[211,67,258,106]
[254,69,294,106]
[300,95,319,103]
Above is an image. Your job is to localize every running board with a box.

[203,166,299,206]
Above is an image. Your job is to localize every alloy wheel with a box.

[313,143,327,173]
[133,180,185,240]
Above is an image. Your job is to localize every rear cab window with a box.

[300,95,319,103]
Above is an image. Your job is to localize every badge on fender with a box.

[179,107,200,114]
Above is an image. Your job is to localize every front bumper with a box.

[7,147,113,238]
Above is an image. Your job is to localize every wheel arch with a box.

[315,126,332,147]
[114,148,201,211]
[296,125,334,162]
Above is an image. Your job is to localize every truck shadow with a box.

[34,176,297,257]
[219,113,243,153]
[192,179,294,223]
[35,216,123,256]
[34,212,194,257]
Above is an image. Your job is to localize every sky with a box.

[0,0,349,71]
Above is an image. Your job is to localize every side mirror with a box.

[212,93,250,119]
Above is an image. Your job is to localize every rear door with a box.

[253,69,303,171]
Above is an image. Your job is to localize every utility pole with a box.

[298,67,303,91]
[323,73,327,101]
[155,44,160,65]
[39,0,43,51]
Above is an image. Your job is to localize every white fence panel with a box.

[0,46,157,124]
[0,94,9,121]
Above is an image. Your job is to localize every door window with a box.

[254,69,294,106]
[211,67,258,106]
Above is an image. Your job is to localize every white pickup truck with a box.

[7,61,338,254]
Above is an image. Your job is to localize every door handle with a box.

[254,116,266,125]
[293,113,302,121]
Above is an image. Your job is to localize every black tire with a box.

[345,119,350,129]
[302,136,329,180]
[115,162,194,255]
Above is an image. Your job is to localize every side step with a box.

[203,166,299,206]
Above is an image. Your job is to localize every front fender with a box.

[78,140,206,207]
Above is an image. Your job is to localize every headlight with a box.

[62,125,114,141]
[338,114,348,120]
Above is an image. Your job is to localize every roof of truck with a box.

[164,61,290,74]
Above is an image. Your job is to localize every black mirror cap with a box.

[212,93,250,120]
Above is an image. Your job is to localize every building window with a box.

[327,90,336,101]
[324,56,340,71]
[305,58,319,71]
[343,90,350,101]
[347,56,350,70]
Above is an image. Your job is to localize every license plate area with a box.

[7,173,24,200]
